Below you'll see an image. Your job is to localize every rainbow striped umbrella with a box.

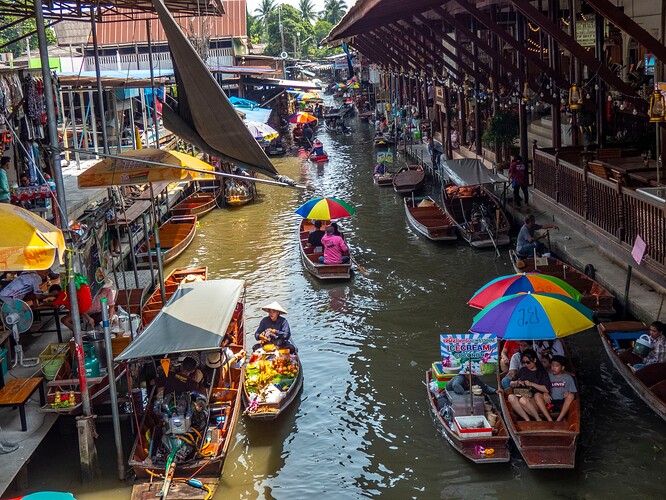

[295,197,356,220]
[470,292,594,340]
[468,273,582,309]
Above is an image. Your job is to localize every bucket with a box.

[42,358,64,381]
[633,334,653,357]
[119,314,141,335]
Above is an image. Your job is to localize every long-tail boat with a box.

[40,267,207,416]
[393,165,425,194]
[404,196,457,241]
[426,370,510,463]
[170,191,216,217]
[509,251,615,319]
[298,219,352,280]
[598,321,666,422]
[137,215,197,268]
[118,279,246,500]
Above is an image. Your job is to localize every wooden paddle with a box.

[350,255,368,276]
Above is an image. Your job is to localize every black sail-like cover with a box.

[152,0,283,180]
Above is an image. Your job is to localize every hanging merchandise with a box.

[53,273,93,313]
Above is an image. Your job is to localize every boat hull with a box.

[393,165,425,194]
[404,197,457,241]
[426,370,510,463]
[373,173,394,186]
[137,215,197,268]
[598,321,666,422]
[299,219,352,280]
[170,192,216,217]
[242,357,304,421]
[310,155,329,163]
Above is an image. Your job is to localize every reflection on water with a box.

[15,114,666,499]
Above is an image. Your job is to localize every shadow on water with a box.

[10,107,666,499]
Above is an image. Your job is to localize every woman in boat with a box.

[309,139,325,158]
[374,162,387,176]
[539,355,577,422]
[534,339,565,364]
[253,301,296,353]
[506,348,552,421]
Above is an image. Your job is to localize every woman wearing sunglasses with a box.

[506,348,552,421]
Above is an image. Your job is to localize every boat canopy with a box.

[115,279,244,361]
[441,159,505,187]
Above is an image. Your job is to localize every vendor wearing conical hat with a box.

[253,301,295,353]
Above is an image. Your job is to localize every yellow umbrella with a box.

[76,148,215,188]
[0,204,66,271]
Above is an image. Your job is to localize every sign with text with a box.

[440,333,498,375]
[631,235,647,265]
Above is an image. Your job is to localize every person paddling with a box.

[309,139,325,158]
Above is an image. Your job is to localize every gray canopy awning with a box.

[115,279,244,360]
[441,159,505,187]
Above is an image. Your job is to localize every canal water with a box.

[15,117,665,499]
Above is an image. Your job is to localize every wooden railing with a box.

[533,148,666,279]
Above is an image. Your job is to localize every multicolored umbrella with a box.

[298,92,321,101]
[288,112,317,124]
[244,120,279,142]
[469,292,594,340]
[295,197,356,220]
[468,273,582,309]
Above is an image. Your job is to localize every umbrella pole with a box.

[150,183,167,304]
[468,355,474,416]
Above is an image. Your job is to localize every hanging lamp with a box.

[649,89,666,122]
[568,83,583,110]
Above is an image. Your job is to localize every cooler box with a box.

[454,416,492,439]
[432,362,457,389]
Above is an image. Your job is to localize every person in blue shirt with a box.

[253,301,295,353]
[310,139,325,157]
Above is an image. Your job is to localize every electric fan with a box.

[1,299,38,367]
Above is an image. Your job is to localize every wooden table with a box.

[31,304,65,343]
[600,158,652,174]
[112,200,151,225]
[0,377,45,431]
[628,169,666,187]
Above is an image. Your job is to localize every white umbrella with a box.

[244,120,279,141]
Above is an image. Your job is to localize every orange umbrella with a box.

[288,112,317,124]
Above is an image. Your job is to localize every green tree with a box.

[0,17,57,58]
[264,4,314,58]
[298,0,317,23]
[321,0,347,25]
[246,10,264,43]
[482,110,519,166]
[311,19,341,58]
[254,0,276,31]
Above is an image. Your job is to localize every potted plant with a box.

[482,110,518,167]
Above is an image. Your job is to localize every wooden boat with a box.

[298,219,352,280]
[426,370,510,463]
[404,196,457,241]
[441,182,510,248]
[374,135,388,148]
[393,165,425,194]
[141,266,208,326]
[242,347,303,421]
[40,267,208,416]
[125,279,247,500]
[373,171,395,186]
[137,215,197,268]
[224,180,254,207]
[309,154,329,163]
[170,191,216,217]
[509,251,616,319]
[598,321,666,422]
[496,346,580,469]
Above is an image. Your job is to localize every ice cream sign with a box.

[440,333,498,375]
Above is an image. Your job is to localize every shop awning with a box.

[244,77,321,90]
[209,65,279,75]
[440,159,505,187]
[115,279,245,360]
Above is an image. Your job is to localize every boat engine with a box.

[154,392,210,464]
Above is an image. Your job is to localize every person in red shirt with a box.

[318,225,349,265]
[509,155,529,207]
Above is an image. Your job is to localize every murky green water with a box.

[11,116,665,499]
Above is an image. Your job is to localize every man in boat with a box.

[154,356,204,401]
[374,162,387,176]
[319,225,349,265]
[516,215,559,257]
[539,355,577,422]
[619,321,666,369]
[447,371,497,396]
[307,220,325,250]
[253,301,296,353]
[303,123,313,145]
[309,139,325,158]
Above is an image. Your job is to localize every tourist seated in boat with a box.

[374,163,387,176]
[506,349,552,421]
[319,225,349,265]
[253,301,296,353]
[501,340,533,389]
[154,356,204,400]
[447,372,497,396]
[537,355,577,422]
[293,124,304,142]
[307,220,325,250]
[303,123,313,144]
[310,139,325,157]
[516,214,559,257]
[330,221,343,238]
[500,340,521,372]
[619,321,666,369]
[534,340,565,364]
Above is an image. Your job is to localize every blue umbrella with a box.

[229,96,259,108]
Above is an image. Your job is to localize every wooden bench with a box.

[0,377,45,431]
